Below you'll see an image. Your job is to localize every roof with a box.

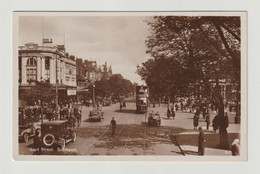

[41,120,68,126]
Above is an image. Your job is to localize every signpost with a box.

[67,89,77,96]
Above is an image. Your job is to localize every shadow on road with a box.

[114,109,137,114]
[183,150,198,155]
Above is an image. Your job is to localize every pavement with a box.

[145,103,240,156]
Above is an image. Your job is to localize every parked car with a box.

[148,112,161,127]
[41,120,76,149]
[19,122,41,143]
[88,109,104,122]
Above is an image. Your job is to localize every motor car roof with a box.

[41,120,68,126]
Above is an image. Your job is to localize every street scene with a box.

[19,98,240,156]
[17,13,243,157]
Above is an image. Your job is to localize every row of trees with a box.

[137,16,241,149]
[94,74,135,98]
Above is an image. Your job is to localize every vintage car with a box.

[41,120,76,149]
[88,109,104,122]
[19,122,41,143]
[148,112,161,127]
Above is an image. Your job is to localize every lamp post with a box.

[93,84,95,107]
[55,55,58,108]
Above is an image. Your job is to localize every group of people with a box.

[19,99,83,129]
[60,103,82,128]
[19,105,41,125]
[193,108,211,130]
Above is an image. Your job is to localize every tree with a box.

[94,74,134,97]
[19,81,55,105]
[139,16,240,149]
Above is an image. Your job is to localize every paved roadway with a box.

[19,98,240,156]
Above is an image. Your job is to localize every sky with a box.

[19,16,152,85]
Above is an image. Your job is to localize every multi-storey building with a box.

[19,39,77,94]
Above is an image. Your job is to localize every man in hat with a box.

[110,117,117,137]
[198,126,206,155]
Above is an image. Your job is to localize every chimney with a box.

[42,38,53,47]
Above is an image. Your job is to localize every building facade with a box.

[19,39,77,89]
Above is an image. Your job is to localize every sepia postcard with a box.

[12,11,247,161]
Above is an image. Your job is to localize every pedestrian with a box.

[202,107,207,119]
[45,107,53,121]
[110,117,116,137]
[193,114,199,130]
[223,112,229,129]
[212,115,219,132]
[231,138,240,156]
[120,102,123,111]
[167,107,171,119]
[33,129,42,155]
[171,107,175,119]
[198,126,206,156]
[55,104,60,120]
[196,107,200,118]
[69,109,75,129]
[123,100,126,108]
[175,104,178,112]
[181,102,183,112]
[205,114,210,130]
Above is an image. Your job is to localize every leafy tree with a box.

[94,74,134,97]
[19,81,55,105]
[139,16,241,149]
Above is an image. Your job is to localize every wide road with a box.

[19,97,240,156]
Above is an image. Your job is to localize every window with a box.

[26,68,37,83]
[45,57,50,70]
[26,57,37,66]
[45,69,50,81]
[45,57,50,81]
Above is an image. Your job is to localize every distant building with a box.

[84,60,112,82]
[19,39,77,93]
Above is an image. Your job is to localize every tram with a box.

[136,85,149,113]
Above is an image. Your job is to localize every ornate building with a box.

[19,39,77,90]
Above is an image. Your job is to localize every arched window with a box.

[26,57,37,83]
[26,57,37,66]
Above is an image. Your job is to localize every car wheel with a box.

[23,133,29,143]
[72,132,77,142]
[59,138,66,150]
[43,134,55,147]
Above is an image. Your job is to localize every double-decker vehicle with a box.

[136,85,149,113]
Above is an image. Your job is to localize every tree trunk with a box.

[218,103,230,149]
